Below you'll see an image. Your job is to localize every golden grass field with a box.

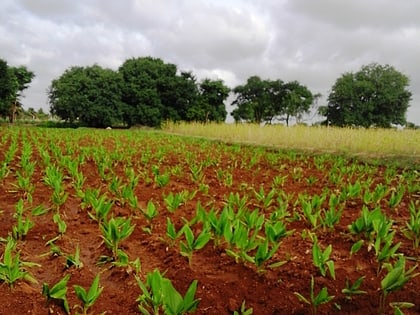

[163,122,420,166]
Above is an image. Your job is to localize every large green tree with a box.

[0,59,13,118]
[186,78,230,122]
[49,65,124,127]
[0,59,35,122]
[119,57,177,127]
[325,63,412,127]
[231,76,272,123]
[119,57,228,126]
[231,76,314,125]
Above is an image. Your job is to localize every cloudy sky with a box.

[1,0,420,125]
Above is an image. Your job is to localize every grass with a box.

[162,122,420,166]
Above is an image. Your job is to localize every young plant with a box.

[402,201,420,248]
[320,194,343,231]
[180,225,211,265]
[165,217,184,247]
[74,274,104,315]
[234,300,253,315]
[65,244,83,269]
[0,237,39,287]
[141,200,158,233]
[312,240,335,279]
[86,193,114,224]
[379,256,419,315]
[294,276,335,315]
[42,274,71,315]
[252,239,285,273]
[163,192,186,213]
[341,276,367,300]
[12,199,34,240]
[136,269,200,315]
[53,213,67,235]
[100,216,135,260]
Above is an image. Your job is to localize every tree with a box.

[186,78,230,122]
[282,81,313,126]
[231,76,314,125]
[0,59,13,118]
[49,65,124,127]
[324,63,412,127]
[119,57,176,127]
[0,59,35,122]
[231,76,272,123]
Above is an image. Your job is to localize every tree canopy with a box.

[49,57,230,127]
[0,58,35,122]
[231,76,314,125]
[323,63,412,127]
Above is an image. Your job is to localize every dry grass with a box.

[162,122,420,165]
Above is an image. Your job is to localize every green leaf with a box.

[182,280,199,312]
[162,278,183,315]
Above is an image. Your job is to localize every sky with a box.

[1,0,419,125]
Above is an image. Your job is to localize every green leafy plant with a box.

[163,192,186,213]
[141,200,158,233]
[0,237,39,287]
[12,198,34,240]
[100,216,135,260]
[402,201,420,248]
[389,302,415,315]
[233,300,253,315]
[136,269,200,315]
[42,274,71,315]
[320,194,343,230]
[65,244,83,269]
[180,225,211,265]
[379,256,419,315]
[165,217,184,247]
[74,274,104,315]
[312,240,335,279]
[86,192,114,224]
[53,212,67,235]
[252,239,285,273]
[342,276,367,300]
[294,276,335,315]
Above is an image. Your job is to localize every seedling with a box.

[53,213,67,235]
[294,276,335,315]
[136,269,200,315]
[312,240,335,279]
[180,225,211,265]
[42,274,71,315]
[165,217,184,247]
[74,274,104,315]
[65,244,83,269]
[87,193,114,224]
[341,276,367,300]
[0,237,39,287]
[141,200,158,233]
[379,256,419,315]
[100,216,135,260]
[163,192,186,212]
[12,199,34,240]
[234,300,253,315]
[253,239,285,273]
[402,201,420,248]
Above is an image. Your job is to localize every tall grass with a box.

[162,122,420,164]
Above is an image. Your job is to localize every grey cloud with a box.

[0,0,419,124]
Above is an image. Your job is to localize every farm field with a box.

[0,126,419,315]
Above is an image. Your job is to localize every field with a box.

[0,125,419,315]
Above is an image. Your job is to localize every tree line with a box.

[0,56,414,128]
